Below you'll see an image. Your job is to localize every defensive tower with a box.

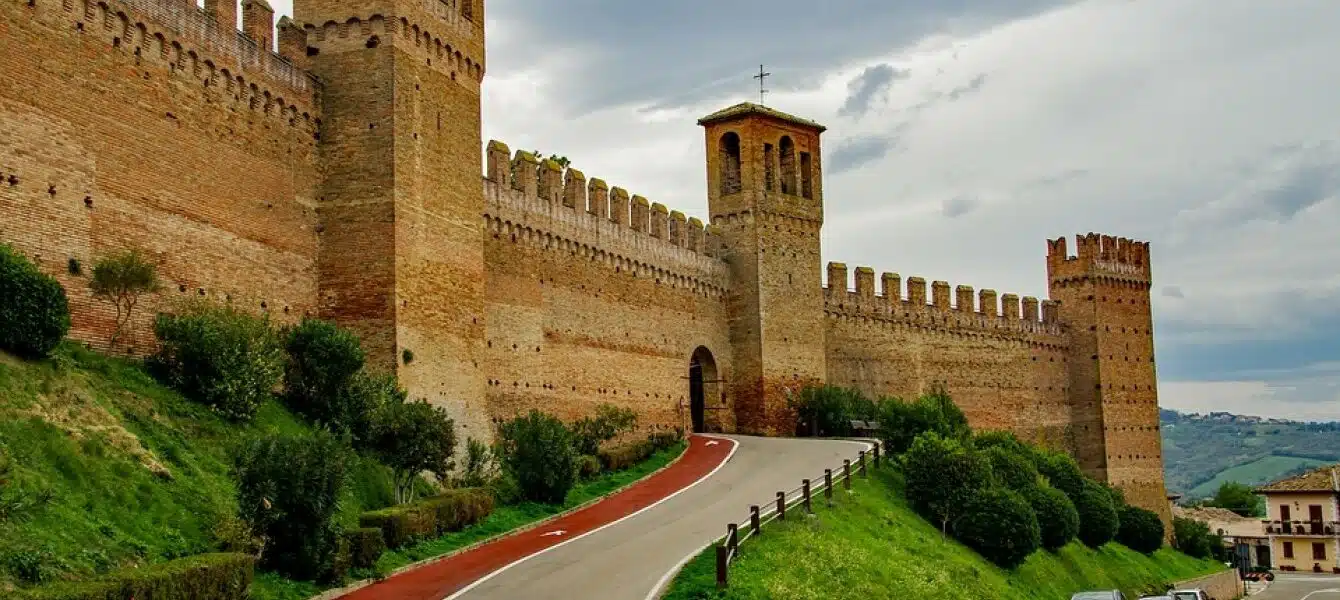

[698,103,828,435]
[1048,233,1170,524]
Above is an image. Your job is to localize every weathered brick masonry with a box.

[0,0,1170,523]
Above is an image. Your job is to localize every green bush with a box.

[791,385,878,437]
[647,429,684,451]
[0,244,71,358]
[147,300,284,421]
[1022,484,1080,551]
[424,488,494,534]
[972,430,1031,455]
[87,248,159,351]
[1173,516,1225,560]
[358,488,494,549]
[1117,505,1165,554]
[452,437,497,488]
[1073,479,1120,548]
[876,389,970,455]
[597,439,655,472]
[578,454,602,480]
[902,432,993,532]
[282,318,366,429]
[1033,449,1087,499]
[365,397,457,504]
[980,445,1040,492]
[342,528,387,570]
[953,487,1041,569]
[12,552,254,600]
[571,404,637,456]
[235,431,349,581]
[497,410,578,504]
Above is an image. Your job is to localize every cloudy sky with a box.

[265,0,1340,420]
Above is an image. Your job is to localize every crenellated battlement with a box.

[483,140,731,297]
[1047,232,1151,283]
[298,11,484,86]
[21,0,321,134]
[822,261,1064,340]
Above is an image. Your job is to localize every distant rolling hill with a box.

[1160,409,1340,500]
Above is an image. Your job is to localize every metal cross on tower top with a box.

[753,64,771,106]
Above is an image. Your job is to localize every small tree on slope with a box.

[902,432,993,534]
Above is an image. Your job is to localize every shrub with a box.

[876,389,970,455]
[570,404,638,455]
[953,487,1041,569]
[790,385,878,437]
[902,432,993,533]
[1074,479,1120,548]
[0,244,71,358]
[358,488,494,549]
[88,248,159,351]
[235,431,349,581]
[148,300,284,421]
[365,398,457,504]
[578,455,602,480]
[342,528,387,570]
[497,410,578,504]
[424,488,494,534]
[597,439,655,472]
[1117,505,1166,554]
[282,318,366,427]
[12,552,254,600]
[209,513,264,557]
[1205,481,1264,517]
[1022,484,1080,551]
[647,428,685,451]
[1173,516,1225,560]
[452,437,497,488]
[981,445,1040,492]
[972,430,1030,455]
[1033,449,1087,499]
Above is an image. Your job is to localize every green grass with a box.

[251,440,689,600]
[0,344,403,592]
[1187,455,1329,498]
[665,467,1223,600]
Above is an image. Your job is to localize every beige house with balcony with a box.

[1257,464,1340,573]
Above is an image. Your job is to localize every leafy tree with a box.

[570,403,638,455]
[148,300,284,421]
[496,410,578,504]
[1117,505,1166,554]
[235,431,349,581]
[1034,449,1087,499]
[790,385,878,437]
[973,430,1031,456]
[1205,481,1263,517]
[902,432,993,533]
[0,243,70,358]
[88,248,160,351]
[530,150,571,169]
[282,318,368,432]
[1023,484,1080,551]
[452,438,497,488]
[877,388,971,455]
[365,398,457,504]
[981,445,1041,492]
[1074,479,1120,547]
[1173,516,1226,560]
[953,487,1041,569]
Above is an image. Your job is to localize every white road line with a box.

[1300,589,1340,599]
[640,439,876,600]
[442,434,741,600]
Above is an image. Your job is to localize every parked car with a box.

[1071,592,1126,600]
[1168,589,1211,600]
[1137,596,1171,600]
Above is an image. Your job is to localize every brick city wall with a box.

[480,140,735,438]
[822,263,1077,448]
[0,0,321,353]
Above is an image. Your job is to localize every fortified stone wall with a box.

[481,140,735,437]
[0,0,322,352]
[822,262,1075,449]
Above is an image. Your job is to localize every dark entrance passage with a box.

[688,347,720,434]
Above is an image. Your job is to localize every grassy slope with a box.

[666,467,1222,600]
[0,344,399,591]
[1186,455,1329,498]
[251,441,689,600]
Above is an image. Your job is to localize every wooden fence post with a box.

[802,479,812,514]
[824,468,833,506]
[873,443,881,467]
[777,491,786,521]
[750,505,761,536]
[716,544,728,588]
[727,523,738,555]
[843,459,852,490]
[859,450,867,476]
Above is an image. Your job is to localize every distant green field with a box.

[1187,455,1330,498]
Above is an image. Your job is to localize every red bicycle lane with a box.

[339,434,736,600]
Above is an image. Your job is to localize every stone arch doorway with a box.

[688,346,721,433]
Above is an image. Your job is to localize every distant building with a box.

[1257,464,1340,573]
[1173,505,1268,569]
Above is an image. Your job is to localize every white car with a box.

[1168,590,1211,600]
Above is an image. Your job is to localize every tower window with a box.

[800,151,813,199]
[763,143,775,192]
[719,132,742,196]
[461,0,473,20]
[779,136,796,195]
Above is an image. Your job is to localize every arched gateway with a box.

[687,347,721,433]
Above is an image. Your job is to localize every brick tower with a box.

[1048,233,1171,526]
[698,103,828,435]
[296,0,491,440]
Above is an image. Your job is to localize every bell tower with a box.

[698,103,827,435]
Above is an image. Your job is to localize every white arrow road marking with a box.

[540,530,566,537]
[705,440,719,446]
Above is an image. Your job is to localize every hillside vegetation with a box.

[666,467,1222,600]
[1161,409,1340,499]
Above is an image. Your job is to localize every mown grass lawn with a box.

[665,467,1222,600]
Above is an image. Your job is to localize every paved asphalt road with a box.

[449,434,868,600]
[1249,573,1340,599]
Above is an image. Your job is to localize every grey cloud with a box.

[946,73,989,101]
[829,135,898,174]
[486,0,1078,117]
[942,195,979,218]
[838,64,908,119]
[1162,286,1185,298]
[1259,161,1338,221]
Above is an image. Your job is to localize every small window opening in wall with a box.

[67,258,82,275]
[366,36,379,48]
[178,284,187,293]
[7,175,17,186]
[47,185,56,196]
[76,22,84,31]
[197,288,205,296]
[306,47,319,57]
